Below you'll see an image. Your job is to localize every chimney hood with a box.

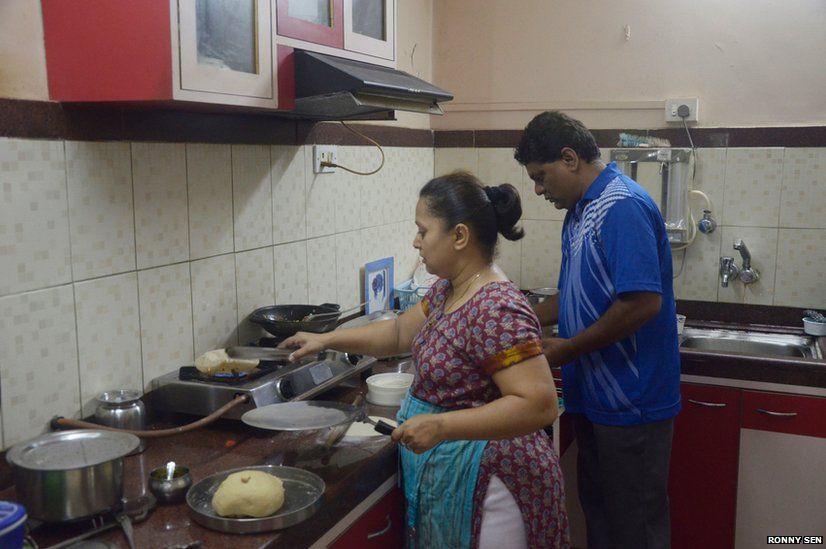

[291,50,453,120]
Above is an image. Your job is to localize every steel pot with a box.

[6,429,139,522]
[94,389,147,454]
[249,303,341,338]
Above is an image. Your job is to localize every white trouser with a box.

[478,475,528,549]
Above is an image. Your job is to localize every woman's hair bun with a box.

[486,184,524,241]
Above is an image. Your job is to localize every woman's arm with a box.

[392,354,559,453]
[279,301,427,361]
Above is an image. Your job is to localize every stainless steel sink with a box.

[679,327,821,359]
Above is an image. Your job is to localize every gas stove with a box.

[150,339,376,419]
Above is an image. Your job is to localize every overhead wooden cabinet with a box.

[41,0,281,109]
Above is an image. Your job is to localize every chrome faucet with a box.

[733,239,760,284]
[720,257,739,287]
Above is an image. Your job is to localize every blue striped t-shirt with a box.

[557,162,681,426]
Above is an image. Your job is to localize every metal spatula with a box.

[323,395,396,448]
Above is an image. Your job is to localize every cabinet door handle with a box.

[756,408,798,418]
[688,398,726,408]
[367,515,392,539]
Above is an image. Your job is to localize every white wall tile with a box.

[774,229,826,308]
[138,263,194,388]
[392,221,420,286]
[335,231,367,310]
[132,143,189,269]
[66,141,135,280]
[434,147,476,176]
[74,273,142,416]
[691,148,727,224]
[305,147,338,238]
[477,147,522,187]
[306,236,338,304]
[274,240,308,304]
[0,286,80,447]
[497,236,522,288]
[722,148,784,227]
[717,226,778,305]
[232,145,273,251]
[673,229,722,302]
[191,254,238,356]
[780,148,826,229]
[187,144,233,260]
[332,146,366,231]
[236,247,275,343]
[0,138,71,295]
[272,145,307,244]
[520,220,563,290]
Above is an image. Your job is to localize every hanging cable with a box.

[319,121,386,176]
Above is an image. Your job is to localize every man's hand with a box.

[541,337,578,367]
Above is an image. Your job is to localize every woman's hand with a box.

[391,414,445,454]
[277,332,329,362]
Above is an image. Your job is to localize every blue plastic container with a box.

[0,501,27,549]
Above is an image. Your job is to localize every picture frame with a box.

[364,257,394,314]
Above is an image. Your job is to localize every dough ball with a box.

[195,349,259,375]
[212,470,285,518]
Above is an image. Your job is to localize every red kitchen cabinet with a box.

[329,485,405,548]
[276,0,345,48]
[669,383,741,549]
[41,0,282,109]
[735,391,826,549]
[275,0,396,64]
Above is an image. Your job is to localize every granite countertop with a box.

[0,361,406,549]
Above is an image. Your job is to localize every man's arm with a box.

[533,293,560,327]
[542,291,661,367]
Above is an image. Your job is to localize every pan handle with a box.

[373,420,396,435]
[320,303,341,310]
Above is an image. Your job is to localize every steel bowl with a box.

[148,465,192,504]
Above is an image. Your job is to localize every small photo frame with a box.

[364,257,394,314]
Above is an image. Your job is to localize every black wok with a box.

[250,303,341,337]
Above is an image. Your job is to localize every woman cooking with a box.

[280,171,569,548]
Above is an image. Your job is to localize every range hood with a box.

[292,50,453,119]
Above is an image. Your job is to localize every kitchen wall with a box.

[433,0,826,129]
[0,138,430,449]
[436,145,826,310]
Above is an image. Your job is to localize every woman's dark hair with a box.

[419,171,524,261]
[514,110,600,165]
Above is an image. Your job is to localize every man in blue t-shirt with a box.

[515,111,681,549]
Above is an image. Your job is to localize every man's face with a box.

[525,159,580,211]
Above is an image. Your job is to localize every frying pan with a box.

[249,303,341,338]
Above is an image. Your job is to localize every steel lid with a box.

[6,429,140,471]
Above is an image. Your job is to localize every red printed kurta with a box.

[411,279,569,548]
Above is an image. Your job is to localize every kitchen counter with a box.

[0,362,406,549]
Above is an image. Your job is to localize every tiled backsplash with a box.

[0,138,429,448]
[436,146,826,309]
[2,134,824,449]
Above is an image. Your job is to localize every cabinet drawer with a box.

[741,391,826,438]
[330,486,405,549]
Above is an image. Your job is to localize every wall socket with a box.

[665,98,699,122]
[313,145,337,173]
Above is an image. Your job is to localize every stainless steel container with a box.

[6,430,140,522]
[94,389,146,454]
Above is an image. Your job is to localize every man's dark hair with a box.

[514,111,600,165]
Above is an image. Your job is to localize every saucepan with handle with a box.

[249,303,342,338]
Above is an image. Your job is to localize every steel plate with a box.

[241,401,357,431]
[187,465,325,534]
